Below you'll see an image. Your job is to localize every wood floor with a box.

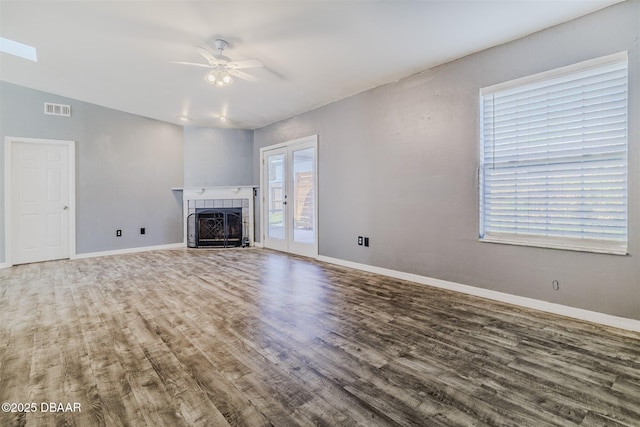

[0,248,639,427]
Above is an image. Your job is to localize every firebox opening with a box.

[187,208,244,248]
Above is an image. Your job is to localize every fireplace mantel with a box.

[178,186,255,200]
[179,186,256,247]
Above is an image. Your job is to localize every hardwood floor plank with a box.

[1,248,638,426]
[125,277,270,426]
[387,352,555,426]
[107,286,217,426]
[72,281,148,426]
[233,372,319,427]
[222,322,397,426]
[580,411,636,427]
[516,336,640,383]
[506,357,640,425]
[612,374,640,396]
[0,272,39,427]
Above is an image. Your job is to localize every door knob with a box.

[63,206,69,210]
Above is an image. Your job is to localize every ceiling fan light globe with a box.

[206,71,216,83]
[215,79,224,87]
[222,74,233,84]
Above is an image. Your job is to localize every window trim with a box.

[480,234,628,256]
[479,52,629,255]
[480,51,628,97]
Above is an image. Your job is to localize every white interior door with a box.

[9,140,73,265]
[261,135,317,257]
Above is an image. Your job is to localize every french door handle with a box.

[63,206,69,210]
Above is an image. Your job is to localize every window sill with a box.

[479,234,628,256]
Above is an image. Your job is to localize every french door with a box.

[261,135,317,258]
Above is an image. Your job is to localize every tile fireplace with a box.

[180,186,256,248]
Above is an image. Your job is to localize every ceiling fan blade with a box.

[225,58,264,69]
[227,69,259,82]
[170,61,212,68]
[196,47,220,65]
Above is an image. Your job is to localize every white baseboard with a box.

[252,241,264,248]
[0,262,8,270]
[317,255,640,333]
[72,242,185,260]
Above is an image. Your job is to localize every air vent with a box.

[44,102,71,117]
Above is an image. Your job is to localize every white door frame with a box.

[260,134,318,258]
[4,137,76,267]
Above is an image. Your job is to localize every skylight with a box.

[0,37,38,62]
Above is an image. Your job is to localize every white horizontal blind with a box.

[480,54,628,254]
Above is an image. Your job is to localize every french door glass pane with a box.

[292,147,315,244]
[267,153,285,240]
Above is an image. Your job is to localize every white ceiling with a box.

[0,0,622,130]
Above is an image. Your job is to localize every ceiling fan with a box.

[172,39,263,87]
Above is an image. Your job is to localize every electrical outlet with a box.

[358,236,363,246]
[364,237,370,247]
[116,229,122,237]
[140,227,146,235]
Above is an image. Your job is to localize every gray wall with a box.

[184,126,253,187]
[254,1,640,320]
[0,82,184,259]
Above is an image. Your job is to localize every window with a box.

[479,53,628,254]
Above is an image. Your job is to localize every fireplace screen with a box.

[187,208,243,248]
